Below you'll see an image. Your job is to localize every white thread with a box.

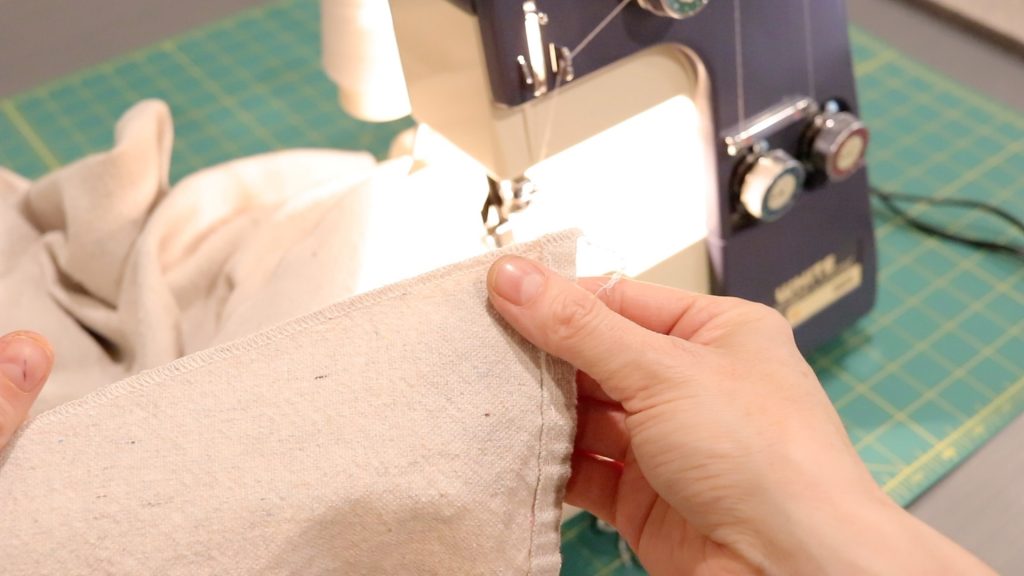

[570,0,633,59]
[596,271,625,297]
[733,0,746,125]
[536,0,634,164]
[802,0,816,98]
[536,66,568,164]
[577,235,627,297]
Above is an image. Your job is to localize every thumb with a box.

[487,255,674,404]
[0,331,54,448]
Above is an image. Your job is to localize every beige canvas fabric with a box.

[0,100,579,573]
[0,231,578,575]
[0,100,490,414]
[0,100,381,412]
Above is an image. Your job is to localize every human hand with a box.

[487,256,994,575]
[0,332,54,450]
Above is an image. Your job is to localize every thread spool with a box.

[321,0,412,122]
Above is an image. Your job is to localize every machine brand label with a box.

[775,248,863,328]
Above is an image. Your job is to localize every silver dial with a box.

[810,111,869,182]
[739,150,806,222]
[637,0,710,19]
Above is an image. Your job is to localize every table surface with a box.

[907,0,1024,51]
[0,0,1021,573]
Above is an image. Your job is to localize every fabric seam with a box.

[525,249,552,575]
[524,245,577,576]
[10,230,579,433]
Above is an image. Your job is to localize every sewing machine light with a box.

[515,95,711,285]
[392,93,711,289]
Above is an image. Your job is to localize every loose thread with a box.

[595,271,625,298]
[577,236,628,297]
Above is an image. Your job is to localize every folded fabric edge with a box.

[522,235,579,575]
[7,228,582,431]
[530,352,577,574]
[1,228,582,575]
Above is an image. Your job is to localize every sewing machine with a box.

[322,0,877,351]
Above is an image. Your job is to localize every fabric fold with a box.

[0,100,378,412]
[0,231,579,575]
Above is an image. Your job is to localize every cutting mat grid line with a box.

[0,2,1021,575]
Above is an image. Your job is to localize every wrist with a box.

[763,484,994,576]
[765,485,904,575]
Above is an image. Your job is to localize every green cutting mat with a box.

[0,1,1021,573]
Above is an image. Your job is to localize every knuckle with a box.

[745,303,799,348]
[719,295,750,307]
[548,291,604,344]
[757,304,792,330]
[732,297,774,316]
[737,300,787,326]
[715,298,796,343]
[751,301,783,320]
[723,296,774,319]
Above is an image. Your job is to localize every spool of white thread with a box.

[321,0,412,122]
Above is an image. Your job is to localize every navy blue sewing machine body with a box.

[406,0,877,351]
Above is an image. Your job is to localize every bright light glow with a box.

[357,97,713,294]
[520,96,710,279]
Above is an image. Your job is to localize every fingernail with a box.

[0,334,50,392]
[489,256,546,306]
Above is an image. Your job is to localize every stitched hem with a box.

[12,229,580,431]
[525,236,578,575]
[4,229,581,576]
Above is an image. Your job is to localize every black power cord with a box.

[871,188,1024,261]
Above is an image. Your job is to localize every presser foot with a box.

[481,175,538,248]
